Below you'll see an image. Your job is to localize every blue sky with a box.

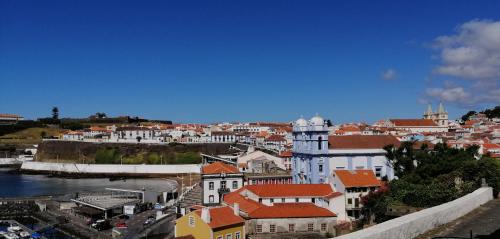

[1,0,499,123]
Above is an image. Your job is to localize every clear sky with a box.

[1,0,499,123]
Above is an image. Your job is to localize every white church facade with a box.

[292,115,397,184]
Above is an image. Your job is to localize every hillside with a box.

[0,127,64,144]
[36,141,237,164]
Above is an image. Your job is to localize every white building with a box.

[110,126,158,143]
[331,170,381,219]
[201,162,244,206]
[210,131,237,143]
[292,115,398,185]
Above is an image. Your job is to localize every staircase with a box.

[179,185,202,209]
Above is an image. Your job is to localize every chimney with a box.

[233,203,240,216]
[201,207,211,223]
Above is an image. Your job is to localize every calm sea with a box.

[0,168,177,198]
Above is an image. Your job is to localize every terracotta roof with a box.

[483,143,500,150]
[340,125,361,132]
[202,162,240,174]
[279,150,292,157]
[223,188,263,213]
[194,206,245,229]
[249,203,336,219]
[328,135,400,149]
[0,114,23,119]
[265,134,286,142]
[334,170,381,187]
[244,184,334,197]
[390,119,438,127]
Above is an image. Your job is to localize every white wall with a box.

[333,187,493,239]
[202,177,243,204]
[21,161,200,174]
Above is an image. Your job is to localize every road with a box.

[417,198,500,239]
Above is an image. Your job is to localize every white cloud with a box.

[381,69,398,81]
[425,19,500,106]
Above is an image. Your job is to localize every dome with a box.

[310,114,324,126]
[295,117,308,127]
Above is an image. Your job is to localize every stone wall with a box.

[21,161,200,175]
[334,187,494,239]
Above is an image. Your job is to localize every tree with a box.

[52,107,59,120]
[95,112,107,119]
[326,119,333,127]
[461,110,476,122]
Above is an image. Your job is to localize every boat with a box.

[6,224,21,232]
[19,231,30,238]
[4,233,20,239]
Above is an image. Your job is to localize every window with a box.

[188,216,195,227]
[295,198,299,202]
[375,167,382,178]
[209,182,214,190]
[209,195,214,203]
[319,164,323,173]
[232,181,238,189]
[235,232,241,239]
[312,198,316,203]
[269,224,276,233]
[217,237,222,239]
[355,198,360,207]
[321,223,327,231]
[318,136,322,150]
[226,234,232,239]
[282,198,285,203]
[221,181,226,189]
[347,198,352,205]
[259,198,262,203]
[289,224,295,232]
[308,223,314,232]
[256,224,262,233]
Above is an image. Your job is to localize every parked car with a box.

[143,217,155,226]
[115,222,128,228]
[91,219,111,231]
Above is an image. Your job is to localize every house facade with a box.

[202,162,244,206]
[292,115,398,185]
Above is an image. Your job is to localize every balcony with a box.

[218,187,230,194]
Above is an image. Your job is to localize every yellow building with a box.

[175,205,245,239]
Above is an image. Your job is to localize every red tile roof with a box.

[334,170,381,188]
[245,184,334,197]
[202,162,240,174]
[265,134,286,142]
[279,150,293,157]
[390,119,438,127]
[248,203,336,219]
[0,114,23,119]
[223,188,263,213]
[328,135,400,149]
[194,206,245,229]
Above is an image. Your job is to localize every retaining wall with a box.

[20,161,200,175]
[335,187,494,239]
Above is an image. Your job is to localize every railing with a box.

[218,187,230,194]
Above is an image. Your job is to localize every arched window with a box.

[318,136,322,150]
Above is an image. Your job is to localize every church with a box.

[291,115,397,184]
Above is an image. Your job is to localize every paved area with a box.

[73,194,140,210]
[417,198,500,239]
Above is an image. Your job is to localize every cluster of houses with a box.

[174,104,500,239]
[61,122,292,153]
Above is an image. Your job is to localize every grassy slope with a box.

[0,127,63,144]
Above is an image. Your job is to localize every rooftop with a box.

[328,135,400,149]
[194,206,245,229]
[202,162,240,174]
[334,169,381,188]
[249,203,336,219]
[244,184,334,198]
